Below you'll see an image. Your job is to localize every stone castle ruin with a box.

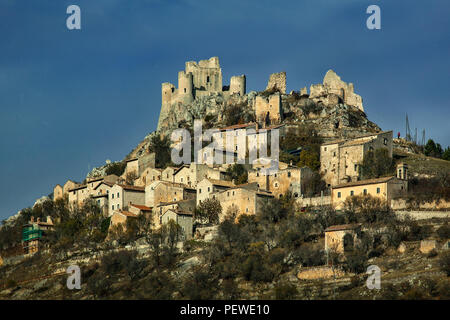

[157,56,366,133]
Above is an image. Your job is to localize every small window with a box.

[288,172,291,177]
[112,205,115,210]
[377,187,380,194]
[112,194,114,199]
[227,192,230,196]
[208,187,210,192]
[117,192,120,198]
[354,164,357,171]
[333,152,336,157]
[207,76,210,83]
[384,138,388,145]
[117,204,120,209]
[338,192,341,198]
[184,88,186,93]
[199,189,202,194]
[350,190,354,196]
[363,189,367,195]
[324,147,327,151]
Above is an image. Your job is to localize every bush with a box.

[180,267,219,299]
[437,224,450,239]
[105,161,126,176]
[438,251,450,276]
[344,249,368,274]
[274,281,298,300]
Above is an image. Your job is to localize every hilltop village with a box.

[1,57,449,300]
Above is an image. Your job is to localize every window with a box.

[208,187,210,192]
[350,190,354,196]
[117,204,120,209]
[333,152,336,157]
[324,147,327,151]
[338,192,341,198]
[97,200,100,205]
[363,189,367,195]
[184,88,186,93]
[377,187,380,194]
[199,189,202,194]
[112,205,115,210]
[232,191,235,196]
[112,194,114,199]
[117,192,120,198]
[288,171,291,177]
[354,164,357,171]
[227,192,230,196]
[207,76,210,83]
[384,138,388,145]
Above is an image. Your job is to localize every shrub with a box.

[105,161,126,176]
[437,224,450,239]
[438,251,450,276]
[274,281,298,300]
[180,267,219,299]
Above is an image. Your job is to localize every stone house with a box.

[134,167,163,187]
[92,193,109,216]
[320,131,393,186]
[155,199,196,228]
[173,163,224,188]
[54,179,79,201]
[248,164,313,199]
[145,180,196,208]
[331,168,408,210]
[161,209,193,240]
[213,185,274,221]
[109,210,137,231]
[68,184,88,207]
[86,174,119,195]
[325,223,362,254]
[108,184,145,215]
[63,180,78,196]
[162,166,177,183]
[196,178,235,205]
[129,203,152,217]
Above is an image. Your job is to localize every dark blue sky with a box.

[0,0,449,220]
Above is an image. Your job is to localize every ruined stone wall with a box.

[266,72,286,94]
[255,93,282,125]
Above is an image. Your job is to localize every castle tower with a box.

[178,71,194,103]
[230,75,246,95]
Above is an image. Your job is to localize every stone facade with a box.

[266,72,286,94]
[145,180,196,208]
[109,184,145,215]
[161,209,193,240]
[320,131,393,186]
[331,176,408,210]
[255,93,282,126]
[196,178,235,205]
[324,224,361,253]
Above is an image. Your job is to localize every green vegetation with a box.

[194,198,222,225]
[359,148,395,179]
[105,161,126,176]
[225,164,248,185]
[148,134,173,169]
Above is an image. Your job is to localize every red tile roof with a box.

[131,204,152,211]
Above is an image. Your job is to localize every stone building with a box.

[255,93,282,126]
[22,216,54,254]
[331,166,408,210]
[248,165,314,199]
[145,180,196,208]
[196,178,235,205]
[173,163,225,188]
[158,57,246,131]
[325,224,362,254]
[134,167,163,187]
[53,184,63,201]
[54,179,79,201]
[124,153,156,179]
[161,209,193,240]
[109,211,137,231]
[68,184,88,207]
[155,199,196,228]
[320,131,393,186]
[309,70,364,112]
[213,184,274,221]
[109,184,145,214]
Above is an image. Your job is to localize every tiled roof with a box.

[68,184,87,192]
[117,184,145,192]
[118,211,137,218]
[131,204,152,211]
[332,176,395,189]
[204,179,235,188]
[325,223,361,232]
[218,123,256,131]
[126,158,138,162]
[321,131,392,146]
